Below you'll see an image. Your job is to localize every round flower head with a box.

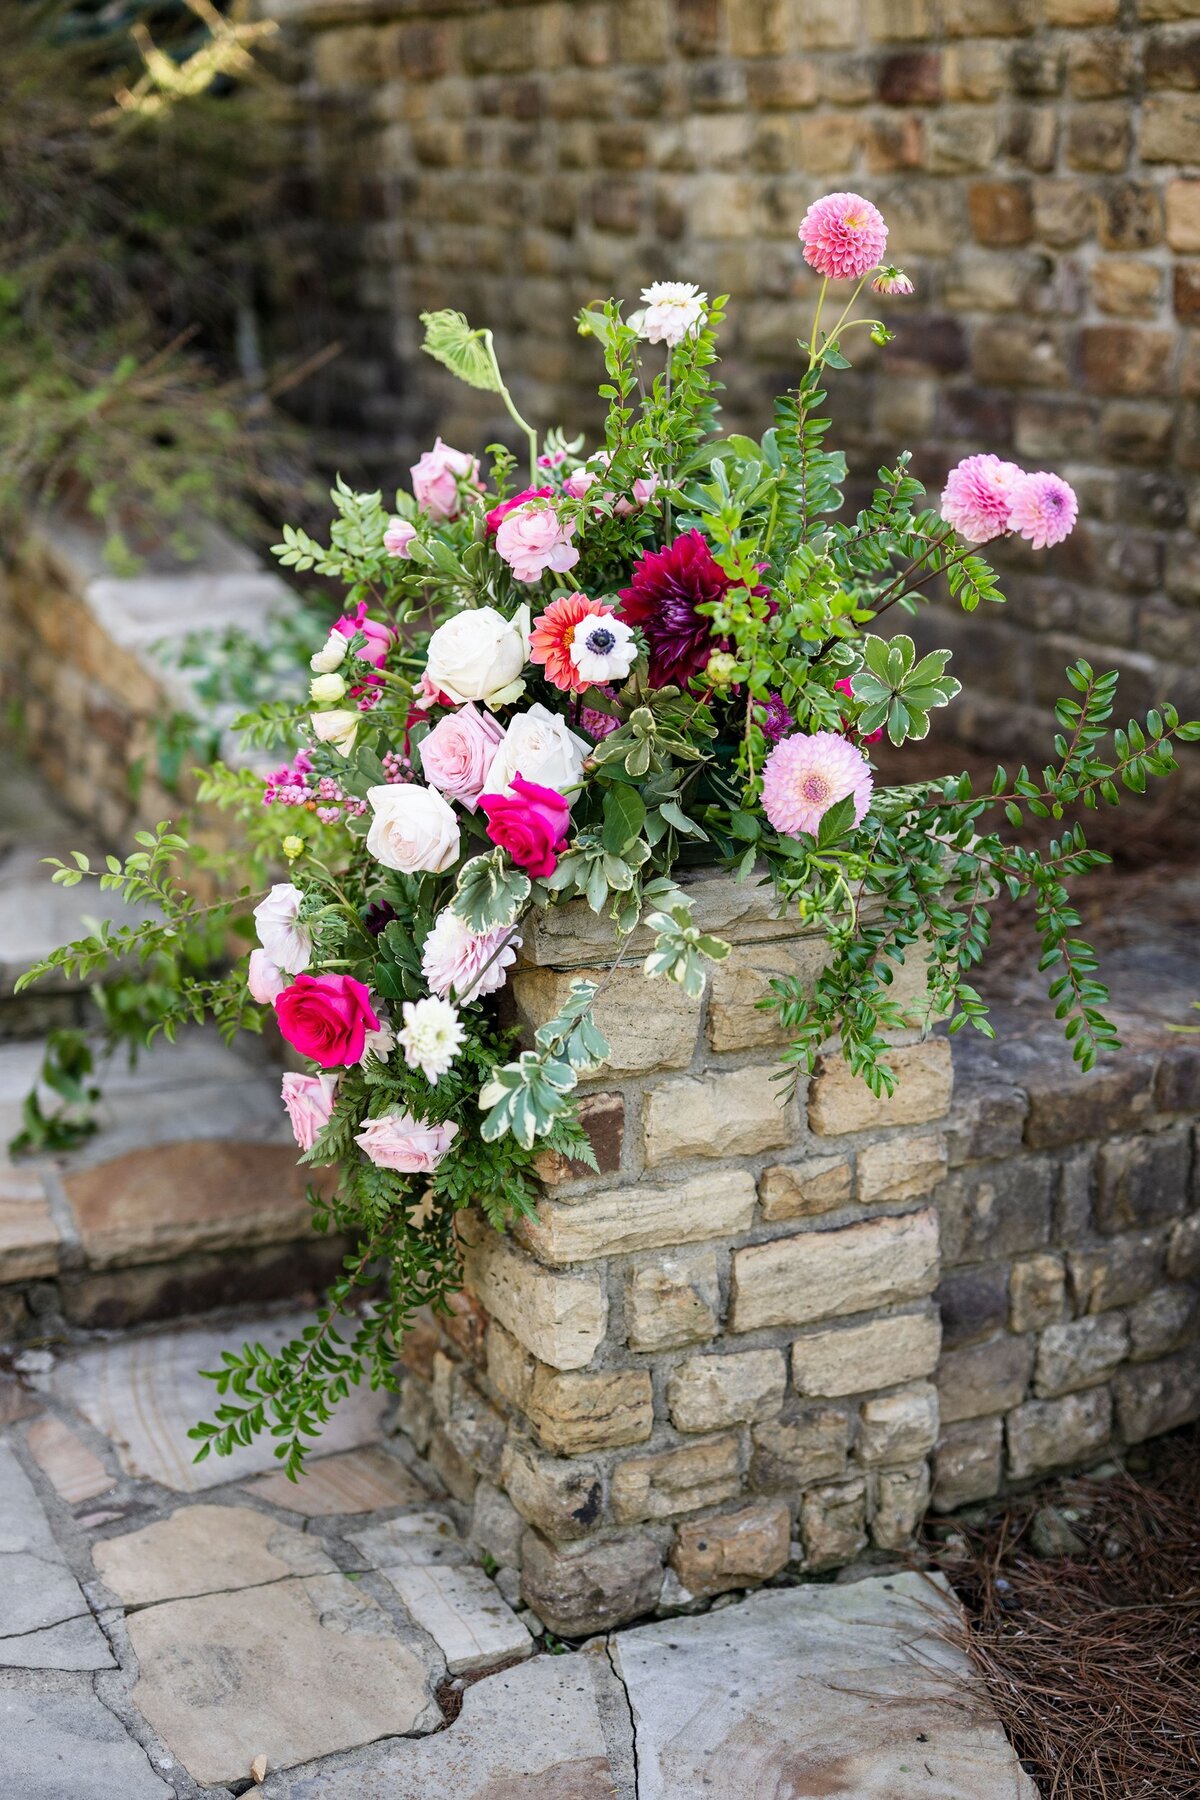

[421,909,520,1002]
[940,454,1024,545]
[761,693,794,744]
[618,530,735,689]
[530,593,616,694]
[1007,471,1079,551]
[398,995,466,1085]
[638,282,708,348]
[871,265,914,297]
[799,193,888,282]
[761,731,874,839]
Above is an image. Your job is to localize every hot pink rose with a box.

[411,438,482,521]
[355,1110,458,1173]
[281,1072,338,1152]
[418,703,505,811]
[478,775,571,878]
[485,487,554,534]
[334,602,394,670]
[835,676,883,746]
[275,973,381,1069]
[494,501,579,585]
[247,948,286,1005]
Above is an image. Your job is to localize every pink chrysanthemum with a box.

[1007,471,1079,551]
[799,192,888,282]
[940,454,1024,545]
[761,731,874,839]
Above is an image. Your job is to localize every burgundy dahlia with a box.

[617,530,731,689]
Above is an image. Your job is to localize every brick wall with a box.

[398,874,1200,1633]
[266,0,1200,771]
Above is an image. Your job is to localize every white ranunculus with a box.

[366,784,461,874]
[311,709,359,758]
[424,604,530,708]
[484,702,589,804]
[310,672,347,705]
[310,633,348,674]
[253,883,312,974]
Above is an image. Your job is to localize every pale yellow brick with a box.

[730,1209,940,1333]
[759,1157,853,1222]
[520,1171,756,1267]
[856,1134,948,1204]
[792,1311,942,1398]
[463,1231,606,1370]
[611,1435,742,1524]
[808,1041,953,1136]
[666,1349,787,1432]
[643,1068,792,1167]
[525,1366,653,1456]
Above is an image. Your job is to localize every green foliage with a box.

[851,634,961,746]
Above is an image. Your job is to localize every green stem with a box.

[807,277,829,371]
[819,275,869,360]
[484,330,538,484]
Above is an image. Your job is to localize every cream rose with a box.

[310,709,359,758]
[423,605,529,709]
[484,702,589,804]
[365,784,461,874]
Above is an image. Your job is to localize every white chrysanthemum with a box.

[420,910,520,1002]
[638,282,708,348]
[760,731,874,839]
[398,996,466,1085]
[569,615,638,684]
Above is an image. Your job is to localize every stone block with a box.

[808,1040,952,1136]
[1070,1231,1163,1313]
[667,1348,787,1432]
[670,1500,791,1597]
[611,1434,742,1523]
[705,938,830,1051]
[520,1528,663,1636]
[1034,1312,1129,1398]
[379,1562,532,1676]
[1142,93,1200,164]
[643,1068,792,1166]
[800,1478,867,1570]
[534,1092,624,1185]
[0,1172,60,1283]
[428,1428,478,1506]
[500,1438,604,1542]
[443,1374,507,1479]
[525,1366,654,1456]
[938,1264,1010,1348]
[1114,1347,1200,1442]
[463,1229,606,1369]
[1082,326,1176,395]
[522,1170,756,1266]
[938,1158,1054,1263]
[1023,1058,1155,1147]
[1168,1214,1200,1281]
[1009,1254,1067,1334]
[872,1463,931,1550]
[1092,257,1164,318]
[471,1480,525,1569]
[624,1247,720,1351]
[1007,1387,1112,1479]
[748,1406,849,1491]
[486,1322,536,1411]
[730,1208,939,1334]
[856,1133,948,1205]
[1167,180,1200,252]
[857,1383,939,1466]
[1156,1041,1200,1111]
[937,1335,1035,1424]
[792,1309,941,1398]
[968,181,1034,246]
[758,1157,852,1221]
[932,1417,1004,1511]
[510,964,700,1075]
[1094,1129,1191,1234]
[1128,1285,1197,1359]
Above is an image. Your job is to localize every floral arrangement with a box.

[23,191,1197,1476]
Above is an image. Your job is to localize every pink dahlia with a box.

[872,266,914,297]
[421,908,520,1002]
[1007,471,1078,551]
[761,731,874,839]
[617,530,731,689]
[799,192,888,282]
[940,454,1024,545]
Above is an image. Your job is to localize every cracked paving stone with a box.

[348,1509,472,1568]
[610,1571,1039,1799]
[0,1442,113,1670]
[374,1563,533,1675]
[38,1314,388,1492]
[0,1677,172,1800]
[263,1648,621,1799]
[25,1414,113,1505]
[92,1503,331,1607]
[248,1445,428,1516]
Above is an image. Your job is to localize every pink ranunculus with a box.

[275,973,381,1070]
[247,948,286,1005]
[334,601,394,669]
[417,703,505,812]
[478,775,571,878]
[383,516,417,558]
[281,1071,338,1153]
[494,500,579,585]
[485,486,554,534]
[411,438,482,522]
[355,1110,458,1173]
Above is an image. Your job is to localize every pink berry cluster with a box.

[262,753,368,824]
[381,748,416,785]
[941,456,1079,550]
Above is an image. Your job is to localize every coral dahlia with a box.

[530,593,617,694]
[617,530,731,689]
[761,731,874,839]
[799,193,888,282]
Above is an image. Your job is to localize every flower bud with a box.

[282,835,305,861]
[704,651,739,687]
[311,633,348,674]
[310,672,348,705]
[310,709,359,758]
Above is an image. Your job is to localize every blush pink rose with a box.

[247,948,286,1005]
[494,500,579,585]
[417,703,505,812]
[275,973,381,1069]
[334,601,394,669]
[485,486,554,533]
[281,1072,338,1152]
[383,516,417,558]
[355,1110,458,1173]
[478,775,571,878]
[411,438,482,521]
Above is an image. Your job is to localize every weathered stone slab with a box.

[643,1068,792,1165]
[25,1414,113,1503]
[92,1503,328,1607]
[624,1247,720,1351]
[521,1528,663,1636]
[611,1574,1039,1799]
[0,1680,172,1800]
[462,1229,607,1369]
[249,1445,427,1515]
[521,1171,757,1266]
[730,1209,940,1333]
[792,1310,941,1397]
[0,1442,113,1669]
[808,1040,953,1135]
[377,1563,532,1674]
[349,1508,471,1568]
[0,1166,60,1282]
[39,1314,388,1492]
[666,1348,786,1431]
[759,1155,853,1221]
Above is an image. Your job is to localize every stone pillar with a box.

[407,871,954,1636]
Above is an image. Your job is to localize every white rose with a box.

[310,672,347,705]
[484,703,589,804]
[311,709,359,758]
[311,633,348,674]
[424,604,530,708]
[366,784,461,874]
[253,883,312,974]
